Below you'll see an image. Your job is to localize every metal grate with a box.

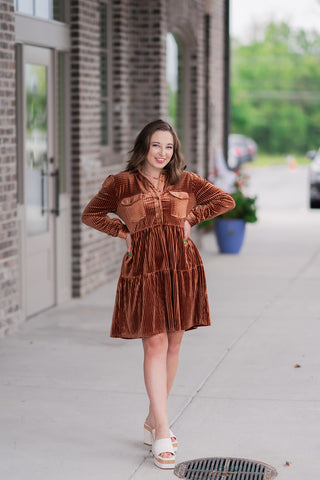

[174,457,278,480]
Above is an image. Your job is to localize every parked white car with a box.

[228,134,257,170]
[210,147,237,193]
[308,148,320,208]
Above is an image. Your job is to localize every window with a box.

[14,0,65,22]
[166,32,190,164]
[100,1,112,147]
[166,33,178,127]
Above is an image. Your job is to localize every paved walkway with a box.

[1,208,320,479]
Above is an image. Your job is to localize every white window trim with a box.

[15,13,70,52]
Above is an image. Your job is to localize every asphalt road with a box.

[244,164,309,212]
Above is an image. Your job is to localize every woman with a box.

[82,119,235,469]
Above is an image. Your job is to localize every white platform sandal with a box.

[151,430,175,469]
[144,423,178,451]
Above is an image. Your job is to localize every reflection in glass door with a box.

[24,46,56,316]
[26,64,49,237]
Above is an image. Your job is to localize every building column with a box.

[0,0,20,336]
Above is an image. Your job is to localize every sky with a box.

[230,0,320,42]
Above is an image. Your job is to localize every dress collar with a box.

[137,167,166,180]
[137,168,167,193]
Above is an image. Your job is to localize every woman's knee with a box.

[143,333,168,356]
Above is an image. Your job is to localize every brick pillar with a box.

[113,0,131,155]
[128,0,167,137]
[190,8,206,177]
[167,0,207,175]
[70,0,107,297]
[211,0,226,151]
[0,0,19,336]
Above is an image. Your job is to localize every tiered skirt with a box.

[110,225,211,338]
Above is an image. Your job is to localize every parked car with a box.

[228,134,257,170]
[210,147,237,193]
[308,148,320,208]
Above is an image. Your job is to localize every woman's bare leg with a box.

[143,333,170,442]
[166,330,184,395]
[144,330,184,448]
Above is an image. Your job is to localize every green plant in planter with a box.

[197,168,258,230]
[197,217,216,231]
[220,189,257,223]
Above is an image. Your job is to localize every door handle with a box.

[40,168,60,216]
[51,168,60,217]
[41,168,47,216]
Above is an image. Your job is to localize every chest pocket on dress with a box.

[169,191,189,218]
[120,194,146,223]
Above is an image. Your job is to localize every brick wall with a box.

[71,0,131,297]
[70,0,109,297]
[0,0,19,336]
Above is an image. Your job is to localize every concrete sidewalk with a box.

[1,209,320,480]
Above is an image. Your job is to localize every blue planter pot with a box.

[215,218,246,254]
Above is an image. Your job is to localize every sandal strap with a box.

[146,423,177,441]
[144,423,152,433]
[152,437,175,457]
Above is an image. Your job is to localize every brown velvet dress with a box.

[81,169,235,339]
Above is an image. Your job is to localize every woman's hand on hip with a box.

[126,233,132,254]
[184,219,191,241]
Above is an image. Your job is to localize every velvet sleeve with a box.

[186,173,236,227]
[81,175,129,239]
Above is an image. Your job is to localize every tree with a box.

[231,22,320,153]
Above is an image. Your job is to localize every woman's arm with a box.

[81,175,129,239]
[186,173,235,227]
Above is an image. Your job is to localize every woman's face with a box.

[144,130,174,173]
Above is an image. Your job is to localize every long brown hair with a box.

[125,119,186,184]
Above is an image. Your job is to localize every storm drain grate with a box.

[174,457,277,480]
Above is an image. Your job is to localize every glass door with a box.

[24,46,57,316]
